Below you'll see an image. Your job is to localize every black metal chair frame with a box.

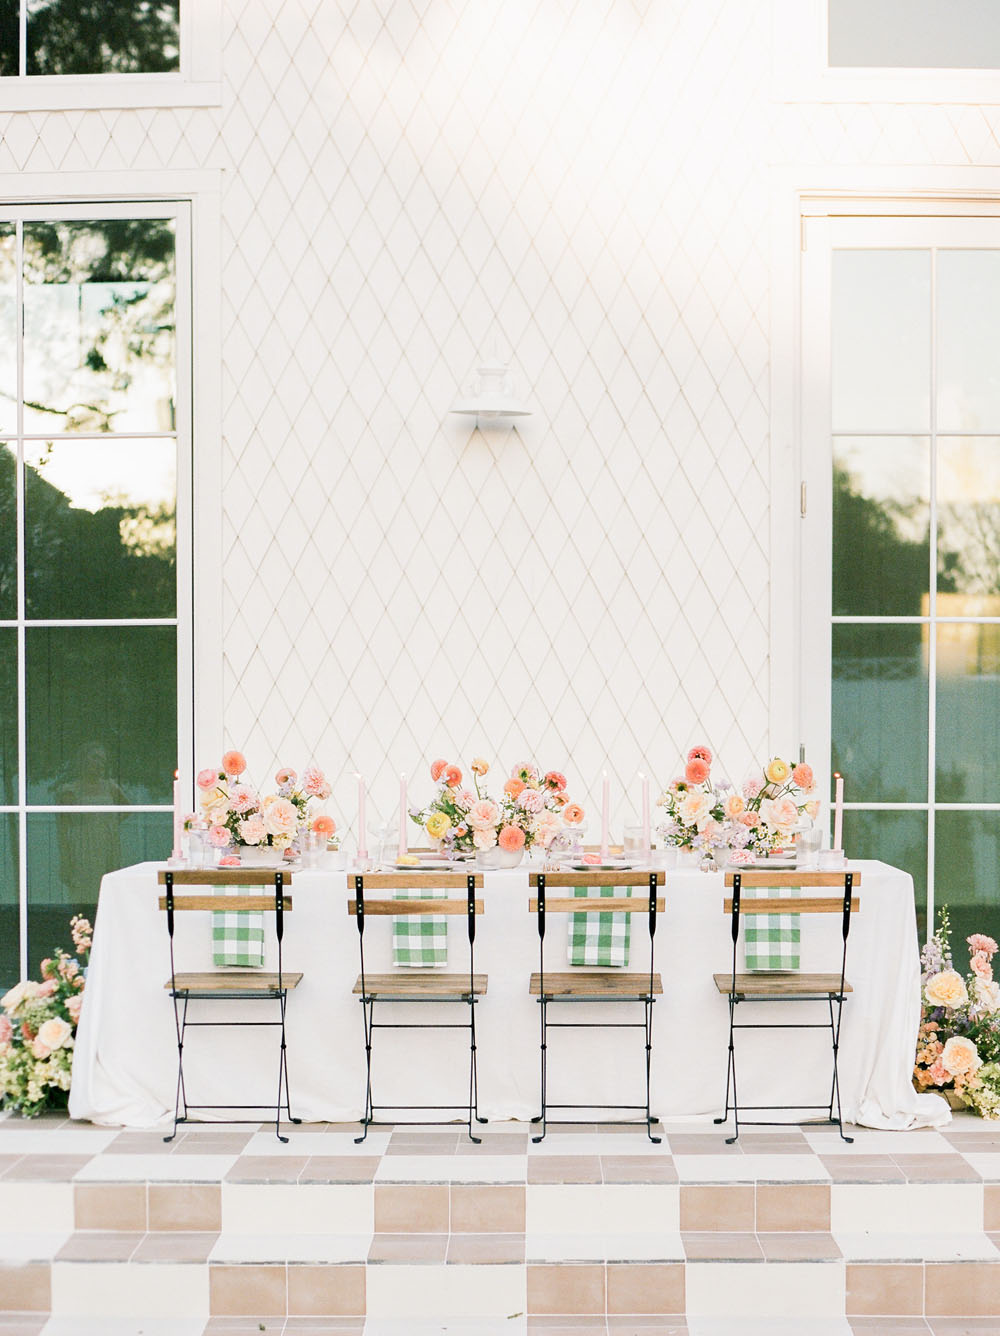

[352,872,486,1144]
[714,869,857,1145]
[161,869,301,1143]
[531,870,662,1143]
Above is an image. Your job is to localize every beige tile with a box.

[850,1322,930,1334]
[527,1263,606,1314]
[132,1231,217,1262]
[756,1182,830,1231]
[846,1262,923,1316]
[367,1233,448,1263]
[925,1260,1000,1315]
[679,1184,754,1230]
[56,1231,140,1261]
[985,1184,1000,1232]
[299,1157,381,1184]
[74,1183,147,1231]
[529,1157,604,1184]
[446,1233,526,1263]
[225,1156,309,1183]
[149,1183,222,1231]
[893,1156,981,1183]
[374,1183,448,1231]
[451,1184,525,1232]
[210,1263,287,1315]
[0,1263,51,1312]
[4,1156,90,1181]
[606,1262,685,1314]
[286,1264,365,1316]
[667,1135,743,1155]
[681,1231,763,1260]
[758,1231,842,1260]
[602,1156,679,1184]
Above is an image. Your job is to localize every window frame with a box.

[0,0,221,110]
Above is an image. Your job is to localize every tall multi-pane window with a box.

[0,204,190,986]
[0,1,180,76]
[803,215,1000,972]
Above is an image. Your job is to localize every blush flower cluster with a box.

[196,754,334,860]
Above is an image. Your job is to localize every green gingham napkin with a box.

[568,884,631,967]
[393,887,448,967]
[212,885,265,968]
[744,885,800,971]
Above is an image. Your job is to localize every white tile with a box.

[965,1153,1000,1180]
[221,1181,373,1233]
[688,1321,852,1336]
[831,1182,983,1233]
[834,1230,999,1260]
[366,1263,526,1318]
[242,1129,390,1155]
[362,1322,526,1336]
[685,1260,846,1318]
[0,1128,118,1154]
[210,1231,370,1261]
[0,1229,69,1261]
[50,1261,208,1318]
[42,1321,206,1336]
[527,1230,684,1260]
[526,1183,680,1233]
[675,1155,830,1182]
[374,1155,526,1183]
[73,1154,237,1182]
[0,1181,74,1231]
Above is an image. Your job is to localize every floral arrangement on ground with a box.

[914,906,1000,1119]
[194,751,335,860]
[0,915,92,1117]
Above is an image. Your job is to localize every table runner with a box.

[568,884,631,967]
[393,887,448,967]
[744,884,800,971]
[212,885,265,968]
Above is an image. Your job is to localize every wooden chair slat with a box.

[529,871,664,888]
[529,971,663,997]
[352,972,488,997]
[165,971,303,992]
[347,898,485,916]
[723,871,861,888]
[159,895,292,912]
[713,971,853,997]
[349,872,484,890]
[723,896,859,916]
[157,869,294,886]
[528,897,664,914]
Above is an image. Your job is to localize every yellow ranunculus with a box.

[765,757,790,784]
[425,811,451,839]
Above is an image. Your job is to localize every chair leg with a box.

[466,998,482,1145]
[645,998,661,1144]
[714,995,734,1132]
[723,999,740,1144]
[531,999,547,1143]
[164,994,189,1143]
[470,999,487,1128]
[830,995,853,1143]
[354,997,375,1144]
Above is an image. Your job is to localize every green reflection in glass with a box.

[937,437,1000,598]
[0,814,17,991]
[833,624,928,802]
[22,219,176,434]
[936,624,1000,803]
[26,811,172,967]
[25,626,176,805]
[24,439,176,618]
[0,3,16,76]
[25,1,179,75]
[833,437,931,616]
[0,223,14,435]
[0,630,16,807]
[935,811,1000,978]
[0,444,13,620]
[844,808,928,939]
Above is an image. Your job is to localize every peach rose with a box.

[791,763,814,791]
[221,750,246,777]
[38,979,58,997]
[238,815,267,845]
[562,803,584,824]
[1,981,40,1015]
[263,798,298,838]
[36,1016,73,1052]
[738,810,760,827]
[685,758,710,785]
[804,800,820,819]
[925,970,969,1010]
[724,794,745,819]
[532,812,561,847]
[678,792,710,825]
[941,1035,982,1078]
[504,778,525,799]
[430,759,448,782]
[975,978,1000,1013]
[760,796,799,833]
[498,825,526,851]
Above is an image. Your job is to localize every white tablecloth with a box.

[70,859,948,1131]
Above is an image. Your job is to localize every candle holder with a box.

[818,848,847,869]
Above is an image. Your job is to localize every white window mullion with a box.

[926,247,939,939]
[17,1,26,79]
[14,216,26,980]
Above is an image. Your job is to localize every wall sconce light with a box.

[450,355,532,424]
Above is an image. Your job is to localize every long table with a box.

[69,859,948,1131]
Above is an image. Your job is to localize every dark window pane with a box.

[0,444,13,620]
[844,808,928,940]
[27,811,171,964]
[0,2,17,76]
[25,0,180,75]
[0,814,17,991]
[24,439,176,618]
[833,624,928,802]
[25,626,176,805]
[0,224,15,436]
[22,219,176,434]
[0,630,15,806]
[829,0,1000,69]
[935,811,1000,977]
[833,436,930,616]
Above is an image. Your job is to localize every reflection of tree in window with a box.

[23,220,175,433]
[0,1,18,76]
[25,0,179,75]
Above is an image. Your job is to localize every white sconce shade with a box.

[450,356,532,420]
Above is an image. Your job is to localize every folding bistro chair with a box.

[350,871,486,1143]
[714,869,861,1144]
[528,870,665,1142]
[158,868,301,1142]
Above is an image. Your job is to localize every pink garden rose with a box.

[473,827,497,850]
[926,1059,951,1086]
[761,796,799,833]
[302,765,331,799]
[196,768,217,790]
[469,800,500,829]
[969,934,999,957]
[532,812,561,847]
[518,788,545,814]
[208,824,232,849]
[221,750,246,777]
[498,824,526,851]
[238,815,267,845]
[36,1017,73,1052]
[37,979,58,997]
[679,792,711,825]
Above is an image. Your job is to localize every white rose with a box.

[263,797,298,838]
[678,792,710,825]
[976,978,1000,1013]
[1,981,40,1015]
[35,1017,73,1052]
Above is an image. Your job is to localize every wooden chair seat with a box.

[530,971,663,999]
[713,972,852,998]
[353,972,488,1000]
[165,971,303,995]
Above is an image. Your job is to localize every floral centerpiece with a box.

[0,915,91,1117]
[656,746,733,864]
[196,751,334,862]
[728,756,819,859]
[411,757,582,861]
[914,907,1000,1118]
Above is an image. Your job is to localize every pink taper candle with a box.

[640,772,650,855]
[398,772,407,859]
[356,773,367,860]
[833,772,844,852]
[600,771,610,862]
[171,769,183,861]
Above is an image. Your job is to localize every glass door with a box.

[801,214,1000,968]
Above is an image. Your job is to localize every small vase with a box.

[238,845,288,868]
[674,849,701,869]
[476,847,524,869]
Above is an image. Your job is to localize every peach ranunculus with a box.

[688,745,712,765]
[504,778,526,799]
[311,813,336,837]
[941,1035,982,1078]
[469,800,500,828]
[765,757,791,784]
[924,970,969,1010]
[196,768,217,789]
[473,827,497,850]
[678,791,711,825]
[969,933,999,957]
[238,815,267,845]
[208,823,232,849]
[471,757,490,776]
[971,952,993,980]
[685,758,710,785]
[36,1016,73,1052]
[263,798,298,838]
[444,765,462,788]
[430,759,448,782]
[724,794,745,819]
[221,750,246,777]
[498,824,526,851]
[562,803,584,824]
[791,763,814,791]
